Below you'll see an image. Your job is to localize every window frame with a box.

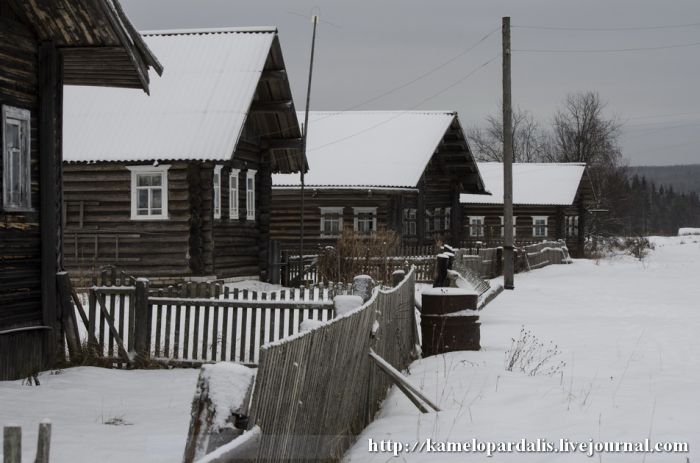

[229,168,240,219]
[320,206,344,238]
[532,215,548,237]
[2,105,32,211]
[469,215,485,238]
[566,215,579,237]
[246,169,257,221]
[127,164,170,220]
[353,206,377,234]
[444,207,451,232]
[403,208,417,236]
[213,165,223,219]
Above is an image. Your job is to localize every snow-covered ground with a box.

[345,236,699,462]
[2,237,698,462]
[0,368,199,463]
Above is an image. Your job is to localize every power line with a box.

[627,110,700,121]
[513,21,700,32]
[513,40,700,53]
[307,56,499,152]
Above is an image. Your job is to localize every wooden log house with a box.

[459,162,593,256]
[271,111,486,251]
[0,0,162,380]
[62,28,305,283]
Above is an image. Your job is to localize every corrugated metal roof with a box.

[272,111,456,188]
[63,28,275,163]
[460,162,586,206]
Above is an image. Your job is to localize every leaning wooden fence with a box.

[245,268,417,462]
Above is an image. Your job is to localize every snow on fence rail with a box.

[244,268,417,462]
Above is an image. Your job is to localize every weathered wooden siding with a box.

[0,12,43,331]
[0,328,46,380]
[270,187,409,250]
[63,162,193,279]
[210,139,266,279]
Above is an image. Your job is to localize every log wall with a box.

[0,12,43,331]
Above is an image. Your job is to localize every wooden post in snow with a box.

[133,278,150,360]
[3,425,21,463]
[35,421,51,463]
[502,16,515,290]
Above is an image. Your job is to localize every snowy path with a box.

[345,237,699,462]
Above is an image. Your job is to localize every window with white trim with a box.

[2,105,31,211]
[320,207,343,237]
[434,207,442,232]
[444,207,451,232]
[127,165,170,220]
[353,207,377,234]
[513,216,517,236]
[500,216,517,237]
[246,169,256,221]
[499,216,504,237]
[403,208,418,236]
[424,208,432,234]
[403,208,417,236]
[469,216,485,237]
[533,216,548,237]
[213,165,222,219]
[229,168,240,219]
[566,215,579,237]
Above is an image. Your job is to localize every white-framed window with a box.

[320,206,343,237]
[403,208,417,236]
[246,169,256,221]
[353,206,377,234]
[469,216,485,237]
[444,207,451,232]
[533,215,548,237]
[425,208,433,234]
[434,207,442,232]
[500,216,518,237]
[127,165,170,220]
[213,165,222,219]
[229,168,240,219]
[2,105,31,211]
[566,215,579,237]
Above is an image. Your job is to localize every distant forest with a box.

[603,168,700,236]
[628,165,700,195]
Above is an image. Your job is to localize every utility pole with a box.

[299,15,319,271]
[502,16,515,290]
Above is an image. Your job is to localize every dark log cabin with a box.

[460,162,593,256]
[271,111,485,251]
[62,28,304,284]
[0,0,161,380]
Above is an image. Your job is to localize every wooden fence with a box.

[82,280,362,366]
[245,268,417,461]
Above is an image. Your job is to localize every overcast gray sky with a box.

[122,0,700,166]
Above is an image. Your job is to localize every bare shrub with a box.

[505,327,565,376]
[317,229,401,283]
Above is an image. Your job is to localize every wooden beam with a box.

[39,42,61,367]
[250,100,293,113]
[260,69,287,81]
[260,138,303,151]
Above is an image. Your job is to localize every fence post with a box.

[133,278,151,361]
[36,421,51,463]
[3,425,21,463]
[57,272,82,362]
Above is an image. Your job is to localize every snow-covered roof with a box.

[63,28,277,163]
[460,162,586,205]
[272,111,457,188]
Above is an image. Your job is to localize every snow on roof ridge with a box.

[304,110,456,116]
[141,26,278,36]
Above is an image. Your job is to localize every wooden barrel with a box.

[421,287,478,315]
[421,313,480,355]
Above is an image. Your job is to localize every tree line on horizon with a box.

[467,91,700,236]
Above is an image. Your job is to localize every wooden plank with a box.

[95,293,130,362]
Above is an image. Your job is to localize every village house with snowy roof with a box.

[0,0,162,380]
[271,110,486,252]
[459,162,593,256]
[62,28,305,283]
